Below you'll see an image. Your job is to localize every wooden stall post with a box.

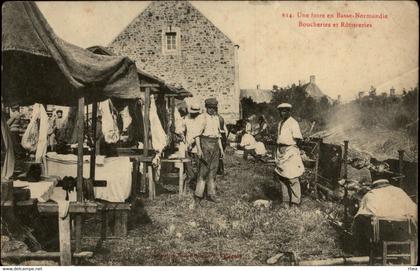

[165,96,171,135]
[58,214,71,265]
[143,87,154,199]
[398,149,405,189]
[90,102,98,181]
[178,161,184,199]
[169,97,175,133]
[75,95,85,253]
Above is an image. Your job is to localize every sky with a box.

[37,1,419,101]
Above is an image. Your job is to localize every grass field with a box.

[80,147,345,265]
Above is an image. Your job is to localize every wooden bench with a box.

[159,158,191,199]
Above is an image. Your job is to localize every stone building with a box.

[109,1,240,123]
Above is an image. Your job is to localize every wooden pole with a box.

[299,256,369,266]
[58,214,71,265]
[398,149,405,189]
[142,87,151,197]
[165,96,171,135]
[90,102,98,181]
[75,95,85,253]
[342,140,349,224]
[77,96,85,201]
[313,139,322,199]
[148,165,154,200]
[178,161,184,199]
[144,87,150,156]
[343,140,349,179]
[170,97,175,133]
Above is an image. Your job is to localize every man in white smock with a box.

[275,103,305,207]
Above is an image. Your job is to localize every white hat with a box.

[188,100,201,113]
[277,103,292,109]
[371,179,389,188]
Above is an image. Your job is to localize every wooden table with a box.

[160,158,191,199]
[37,201,97,265]
[113,151,154,200]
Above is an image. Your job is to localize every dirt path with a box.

[82,148,344,265]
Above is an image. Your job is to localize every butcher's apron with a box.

[275,145,304,179]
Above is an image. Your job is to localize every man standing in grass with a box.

[275,103,305,207]
[194,98,224,205]
[179,100,203,189]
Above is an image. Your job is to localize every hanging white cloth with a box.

[35,104,49,163]
[149,95,167,153]
[99,99,120,143]
[120,105,132,132]
[22,103,41,152]
[1,114,15,180]
[20,103,48,165]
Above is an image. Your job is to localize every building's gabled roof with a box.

[109,1,236,47]
[302,82,332,102]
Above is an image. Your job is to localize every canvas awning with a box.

[1,2,141,107]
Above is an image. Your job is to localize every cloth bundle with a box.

[21,103,49,162]
[149,95,167,153]
[99,99,120,143]
[1,114,15,180]
[120,105,132,132]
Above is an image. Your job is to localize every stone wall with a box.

[109,1,239,123]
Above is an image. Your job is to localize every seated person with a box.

[239,132,267,160]
[254,116,269,142]
[352,169,417,254]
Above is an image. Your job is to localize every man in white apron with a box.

[275,103,305,207]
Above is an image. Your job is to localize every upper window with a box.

[166,32,177,51]
[162,26,180,55]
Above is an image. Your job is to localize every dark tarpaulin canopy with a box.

[1,1,141,107]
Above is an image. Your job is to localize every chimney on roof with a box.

[390,87,396,96]
[257,84,260,90]
[310,75,315,84]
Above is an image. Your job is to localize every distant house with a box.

[109,1,240,123]
[240,85,273,104]
[301,75,332,102]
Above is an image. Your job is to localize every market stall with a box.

[87,46,193,199]
[1,1,143,265]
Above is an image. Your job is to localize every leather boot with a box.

[207,195,220,203]
[193,195,202,207]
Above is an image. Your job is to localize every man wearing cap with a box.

[55,109,67,145]
[178,100,203,187]
[274,103,305,207]
[352,171,417,254]
[46,111,57,151]
[194,97,224,205]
